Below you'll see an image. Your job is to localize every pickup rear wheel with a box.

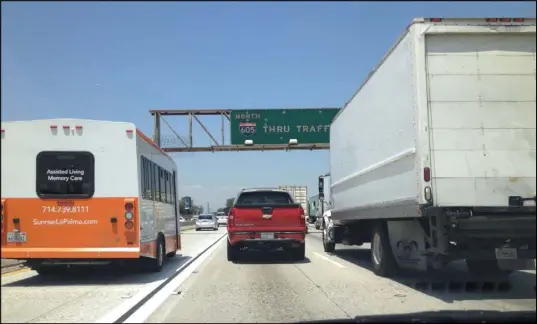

[371,222,399,278]
[292,243,306,261]
[227,241,238,262]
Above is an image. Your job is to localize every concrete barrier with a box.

[180,220,196,228]
[1,220,201,272]
[1,259,25,269]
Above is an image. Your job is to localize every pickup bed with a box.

[227,189,306,262]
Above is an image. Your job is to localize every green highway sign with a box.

[230,108,340,145]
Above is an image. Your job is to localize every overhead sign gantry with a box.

[150,107,340,153]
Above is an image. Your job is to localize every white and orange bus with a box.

[1,118,181,274]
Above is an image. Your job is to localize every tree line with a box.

[178,197,235,215]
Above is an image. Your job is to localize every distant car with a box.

[227,188,306,261]
[216,212,228,226]
[196,214,218,231]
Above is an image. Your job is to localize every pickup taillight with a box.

[228,208,235,227]
[299,206,306,226]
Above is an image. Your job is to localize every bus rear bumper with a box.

[1,247,141,260]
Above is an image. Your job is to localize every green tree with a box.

[225,197,235,208]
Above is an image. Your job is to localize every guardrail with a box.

[1,220,200,272]
[180,220,196,227]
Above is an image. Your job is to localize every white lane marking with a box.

[122,238,225,323]
[313,252,346,268]
[95,234,226,323]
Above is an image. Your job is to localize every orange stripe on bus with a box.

[1,197,140,258]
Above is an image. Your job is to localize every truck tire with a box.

[371,222,399,278]
[466,259,513,278]
[292,243,306,261]
[322,222,335,253]
[148,238,165,272]
[227,241,237,262]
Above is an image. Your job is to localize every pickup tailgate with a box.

[231,191,305,229]
[426,32,536,206]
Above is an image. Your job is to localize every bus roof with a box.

[1,118,174,162]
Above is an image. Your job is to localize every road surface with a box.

[145,227,536,323]
[1,225,535,323]
[1,226,223,323]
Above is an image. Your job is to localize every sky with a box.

[2,1,535,211]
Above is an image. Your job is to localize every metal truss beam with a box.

[150,109,331,152]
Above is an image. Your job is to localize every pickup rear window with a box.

[236,191,294,205]
[36,151,95,198]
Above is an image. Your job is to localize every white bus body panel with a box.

[136,134,179,253]
[1,119,139,198]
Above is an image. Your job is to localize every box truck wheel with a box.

[371,222,399,278]
[322,222,335,253]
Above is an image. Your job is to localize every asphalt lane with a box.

[0,227,227,323]
[146,226,536,323]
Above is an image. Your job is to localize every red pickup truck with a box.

[226,188,307,262]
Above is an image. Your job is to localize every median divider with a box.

[1,220,200,275]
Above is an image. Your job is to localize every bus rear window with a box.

[36,151,95,198]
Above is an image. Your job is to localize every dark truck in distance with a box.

[227,188,307,262]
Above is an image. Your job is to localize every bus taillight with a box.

[125,221,134,230]
[125,202,134,212]
[124,200,135,223]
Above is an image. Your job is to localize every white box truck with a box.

[278,185,308,216]
[319,17,536,278]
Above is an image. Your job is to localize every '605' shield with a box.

[239,122,256,137]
